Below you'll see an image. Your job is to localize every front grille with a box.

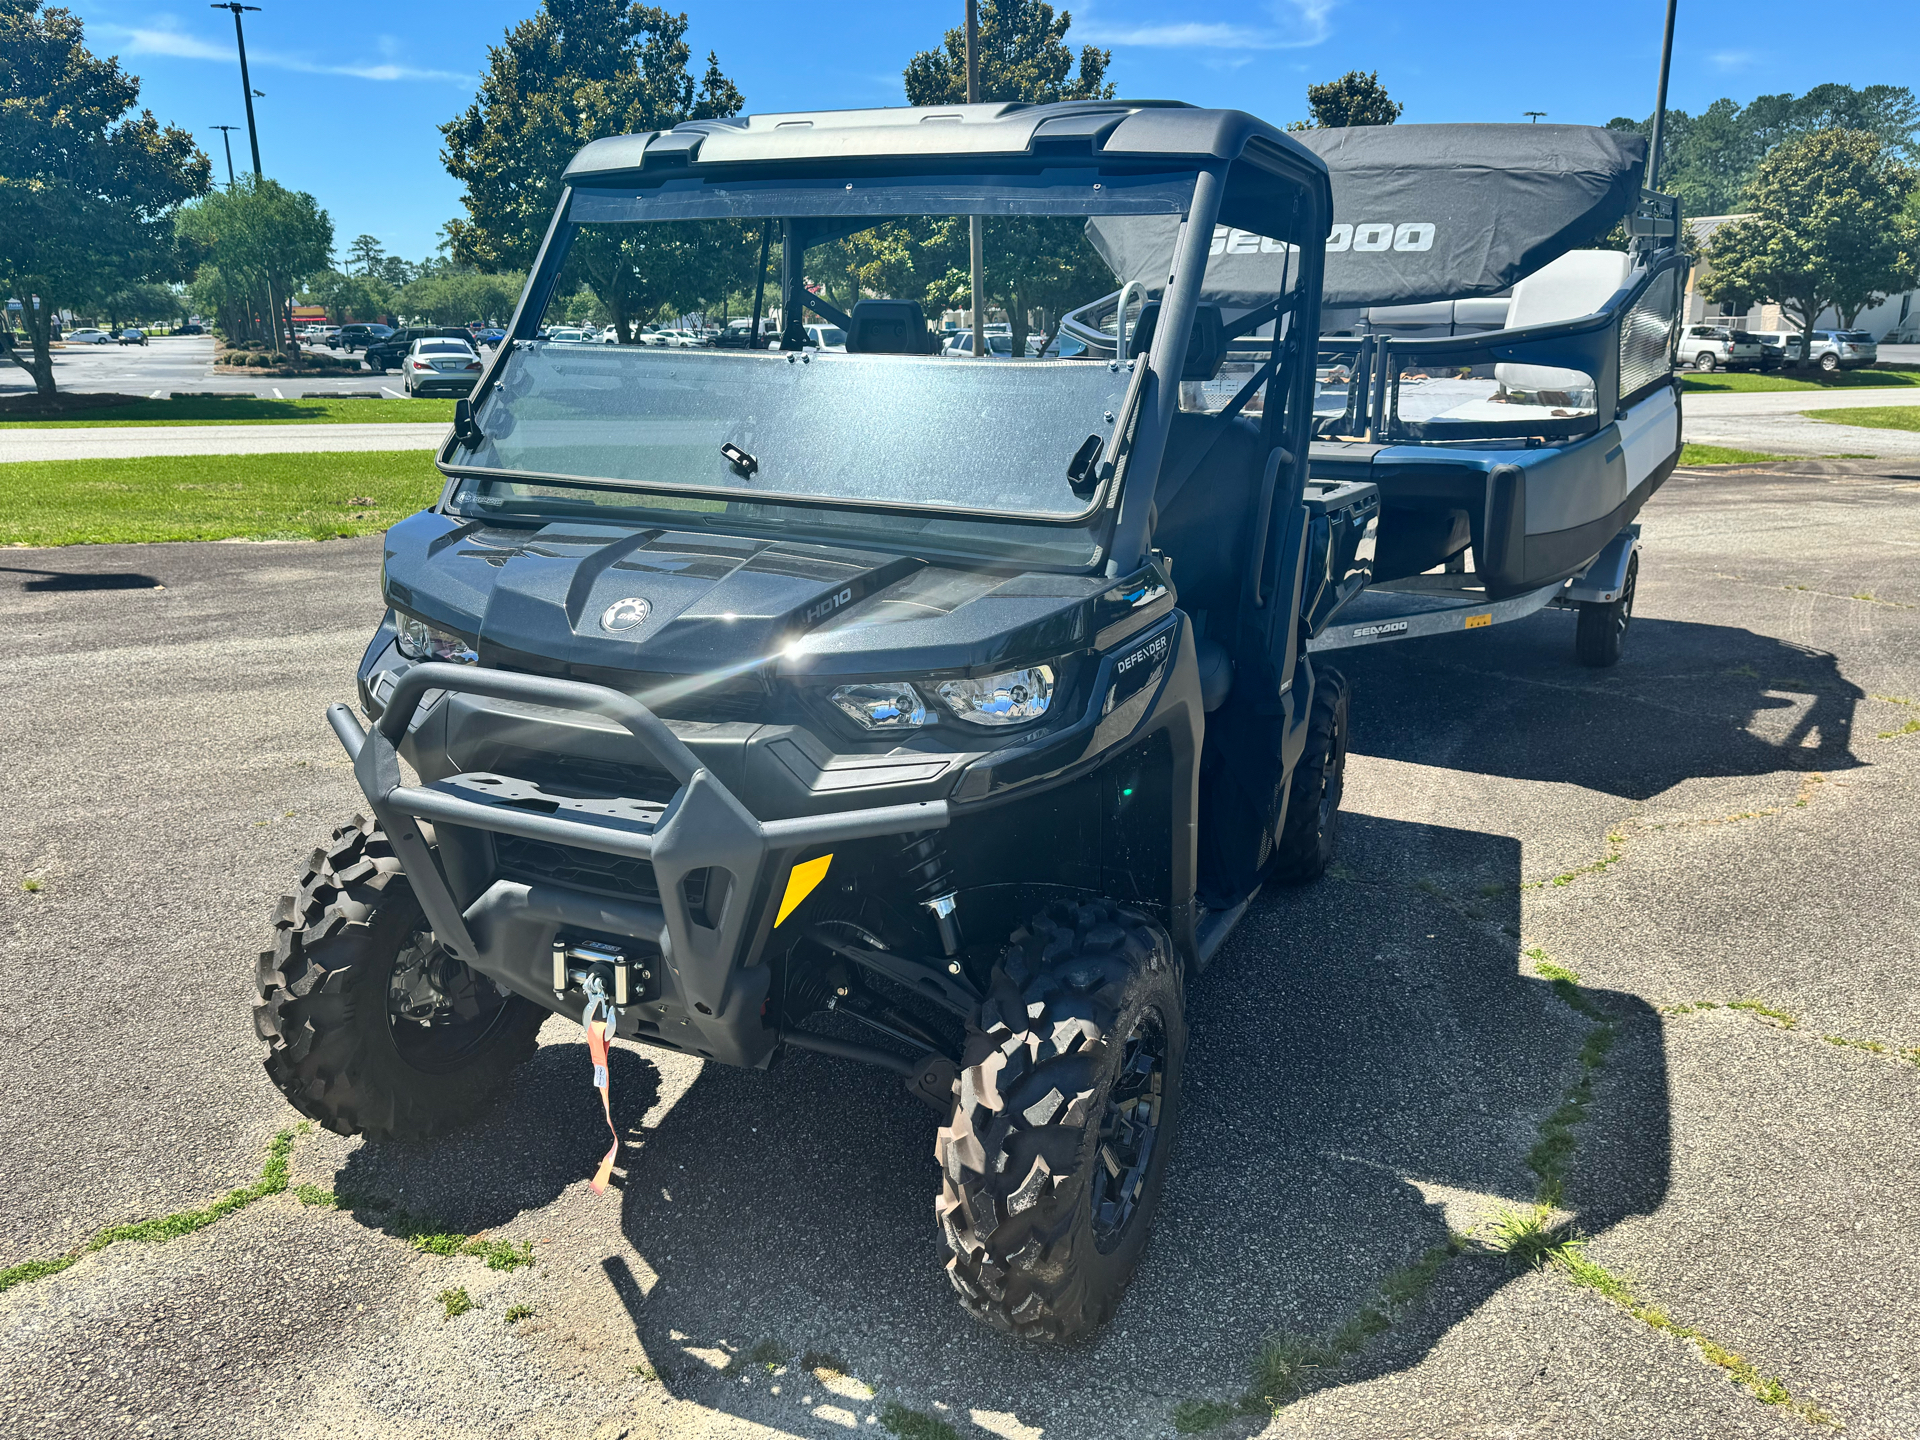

[496,835,659,900]
[494,835,710,910]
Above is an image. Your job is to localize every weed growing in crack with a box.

[1823,1035,1920,1065]
[0,1127,301,1295]
[1507,955,1840,1428]
[723,1338,788,1375]
[406,1229,536,1271]
[1173,1240,1464,1431]
[877,1401,958,1439]
[1727,998,1798,1029]
[504,1303,535,1323]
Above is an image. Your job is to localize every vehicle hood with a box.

[379,511,1101,681]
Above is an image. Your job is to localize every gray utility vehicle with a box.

[256,101,1682,1341]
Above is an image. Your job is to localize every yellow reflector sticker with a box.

[1464,613,1493,629]
[775,853,833,927]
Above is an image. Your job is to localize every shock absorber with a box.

[895,830,962,956]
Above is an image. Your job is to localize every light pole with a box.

[1647,0,1678,189]
[966,0,986,357]
[210,125,239,188]
[211,3,264,178]
[1524,111,1546,123]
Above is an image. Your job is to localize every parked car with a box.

[64,328,112,345]
[802,323,846,351]
[470,327,506,348]
[1745,331,1804,371]
[545,327,591,344]
[943,330,1015,357]
[1804,329,1878,371]
[363,326,466,373]
[173,322,205,336]
[337,323,394,353]
[401,337,483,397]
[116,328,147,346]
[1675,324,1762,372]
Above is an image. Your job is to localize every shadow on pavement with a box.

[0,564,161,592]
[1342,613,1865,799]
[325,817,1669,1434]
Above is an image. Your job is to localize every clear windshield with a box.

[453,172,1191,567]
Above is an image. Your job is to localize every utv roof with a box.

[560,100,1325,178]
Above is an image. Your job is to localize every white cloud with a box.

[1708,49,1758,71]
[1077,0,1337,51]
[95,18,466,84]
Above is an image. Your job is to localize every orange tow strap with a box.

[585,1011,619,1194]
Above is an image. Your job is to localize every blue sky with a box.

[73,0,1921,263]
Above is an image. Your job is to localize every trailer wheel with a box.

[935,898,1185,1343]
[1267,665,1350,885]
[1575,552,1638,668]
[1693,352,1716,372]
[254,814,545,1140]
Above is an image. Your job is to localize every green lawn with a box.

[1800,405,1919,432]
[1679,368,1917,394]
[0,395,455,428]
[0,450,445,546]
[1679,443,1792,466]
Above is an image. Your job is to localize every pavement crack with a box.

[1659,997,1917,1066]
[1479,951,1844,1430]
[0,1124,305,1296]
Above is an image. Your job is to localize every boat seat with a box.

[1495,250,1631,395]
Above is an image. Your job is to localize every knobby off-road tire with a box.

[255,814,544,1140]
[1267,665,1350,884]
[1575,551,1638,668]
[935,899,1186,1342]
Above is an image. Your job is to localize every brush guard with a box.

[326,662,949,1068]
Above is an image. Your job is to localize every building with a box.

[1685,215,1918,339]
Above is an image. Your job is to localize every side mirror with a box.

[452,397,482,448]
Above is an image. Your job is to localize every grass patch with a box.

[1799,404,1919,431]
[1481,1204,1582,1270]
[0,449,443,546]
[1679,442,1793,466]
[0,1126,299,1295]
[1878,715,1919,739]
[437,1286,475,1319]
[504,1303,535,1323]
[20,877,41,892]
[1679,368,1917,394]
[877,1401,958,1440]
[0,395,456,428]
[407,1229,536,1271]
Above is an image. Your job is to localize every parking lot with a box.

[0,448,1913,1438]
[0,335,475,402]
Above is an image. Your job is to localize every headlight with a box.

[829,681,927,729]
[937,665,1054,726]
[394,613,477,664]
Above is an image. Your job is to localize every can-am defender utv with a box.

[256,100,1376,1341]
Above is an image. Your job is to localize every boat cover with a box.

[1086,123,1648,309]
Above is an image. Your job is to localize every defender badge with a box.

[600,597,652,633]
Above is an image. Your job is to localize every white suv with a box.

[1676,325,1762,372]
[1803,329,1878,372]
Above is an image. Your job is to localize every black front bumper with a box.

[333,663,949,1068]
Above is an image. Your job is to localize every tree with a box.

[176,176,334,352]
[903,0,1113,107]
[1701,129,1918,360]
[900,0,1115,353]
[440,0,745,340]
[346,233,387,275]
[1609,83,1918,215]
[0,0,210,397]
[303,268,395,324]
[1299,70,1402,129]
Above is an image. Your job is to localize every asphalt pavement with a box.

[2,335,415,402]
[0,453,1913,1438]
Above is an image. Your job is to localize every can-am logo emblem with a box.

[600,597,652,633]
